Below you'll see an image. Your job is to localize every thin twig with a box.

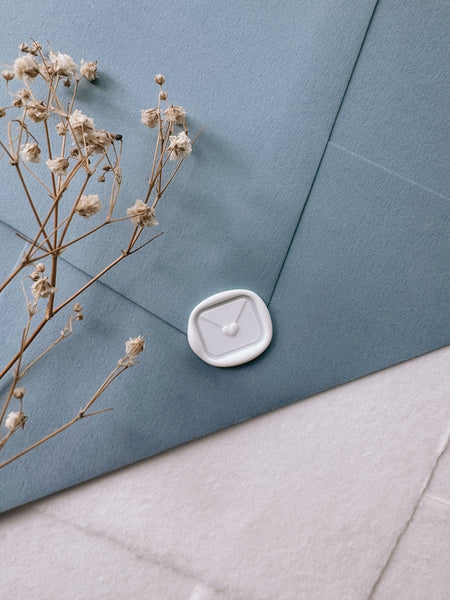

[0,358,130,469]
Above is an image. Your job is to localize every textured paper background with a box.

[0,0,448,512]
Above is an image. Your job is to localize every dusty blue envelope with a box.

[0,0,449,512]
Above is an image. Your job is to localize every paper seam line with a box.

[328,141,450,202]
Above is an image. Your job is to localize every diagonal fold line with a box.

[0,220,186,337]
[328,141,450,202]
[267,0,381,306]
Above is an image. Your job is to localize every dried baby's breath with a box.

[14,55,39,80]
[29,41,41,56]
[125,336,145,358]
[20,142,41,163]
[141,108,159,129]
[127,200,158,227]
[55,122,67,136]
[31,277,57,300]
[26,100,50,123]
[5,411,27,432]
[87,129,113,154]
[75,194,102,217]
[17,88,31,100]
[69,109,96,144]
[46,157,69,176]
[49,52,78,78]
[2,70,14,81]
[0,44,201,469]
[80,59,98,81]
[163,105,186,126]
[167,131,192,160]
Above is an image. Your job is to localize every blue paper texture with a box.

[0,0,449,512]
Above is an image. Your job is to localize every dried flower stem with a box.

[0,313,33,425]
[19,307,81,378]
[53,232,163,314]
[0,45,200,464]
[0,355,132,469]
[13,163,52,246]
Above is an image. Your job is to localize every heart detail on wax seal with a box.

[222,322,239,337]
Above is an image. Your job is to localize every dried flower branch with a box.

[0,337,143,468]
[0,41,201,468]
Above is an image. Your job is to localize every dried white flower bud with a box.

[46,157,70,176]
[55,122,67,136]
[127,200,158,227]
[31,277,57,299]
[68,109,96,144]
[13,388,26,399]
[14,55,39,80]
[163,105,186,126]
[0,108,5,118]
[26,100,50,123]
[141,108,160,129]
[159,91,168,101]
[19,43,29,53]
[80,59,98,81]
[17,88,31,100]
[49,52,78,79]
[20,142,41,163]
[167,131,192,161]
[2,70,15,81]
[73,303,83,312]
[154,74,165,85]
[35,263,45,272]
[75,194,102,218]
[87,129,113,154]
[29,41,42,56]
[5,411,26,432]
[125,336,145,358]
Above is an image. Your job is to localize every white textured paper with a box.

[0,346,449,600]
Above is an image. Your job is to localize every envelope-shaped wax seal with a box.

[187,289,273,367]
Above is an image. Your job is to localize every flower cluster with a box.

[125,336,145,358]
[163,105,186,126]
[0,47,200,467]
[49,52,78,79]
[68,109,113,154]
[80,59,98,81]
[46,157,70,176]
[20,142,41,163]
[141,108,159,129]
[75,194,102,218]
[14,55,39,80]
[25,100,49,123]
[127,199,158,227]
[31,277,57,300]
[5,411,27,432]
[167,131,192,160]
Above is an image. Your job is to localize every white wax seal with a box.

[187,289,273,367]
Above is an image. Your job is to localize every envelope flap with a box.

[0,0,378,332]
